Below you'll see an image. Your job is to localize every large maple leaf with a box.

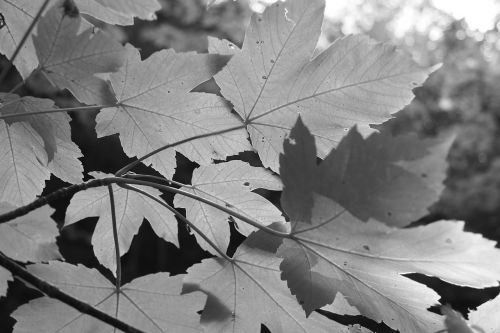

[12,262,206,332]
[0,93,83,184]
[95,44,251,178]
[275,119,500,333]
[183,229,350,333]
[65,172,177,275]
[214,0,435,172]
[33,4,125,105]
[174,160,284,251]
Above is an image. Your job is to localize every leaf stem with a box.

[107,185,122,290]
[0,104,112,120]
[0,252,146,333]
[0,0,52,85]
[115,124,247,176]
[121,184,232,261]
[112,177,290,238]
[123,173,189,189]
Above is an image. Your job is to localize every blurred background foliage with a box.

[1,0,500,331]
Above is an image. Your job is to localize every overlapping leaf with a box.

[0,0,42,78]
[33,4,125,104]
[95,44,251,178]
[183,230,349,333]
[276,120,500,332]
[12,262,206,332]
[0,267,12,298]
[65,172,177,275]
[76,0,161,25]
[441,295,500,333]
[174,160,284,251]
[281,118,453,226]
[214,0,435,172]
[0,93,83,184]
[0,203,61,262]
[0,116,49,205]
[0,0,157,79]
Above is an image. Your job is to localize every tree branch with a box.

[0,252,146,333]
[0,178,112,224]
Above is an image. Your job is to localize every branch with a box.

[0,0,51,85]
[0,252,146,333]
[0,178,112,224]
[115,124,246,176]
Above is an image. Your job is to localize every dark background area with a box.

[1,0,500,332]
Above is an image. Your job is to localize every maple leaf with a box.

[0,0,42,79]
[12,261,206,332]
[183,229,349,333]
[213,0,435,172]
[0,266,12,298]
[95,44,251,178]
[0,116,49,206]
[33,4,125,105]
[0,0,156,79]
[276,120,500,332]
[441,294,500,333]
[281,118,453,226]
[174,160,284,251]
[75,0,161,25]
[65,172,177,275]
[0,93,83,184]
[0,203,61,262]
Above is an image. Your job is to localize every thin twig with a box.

[0,252,146,333]
[121,184,232,261]
[107,185,122,288]
[0,178,111,224]
[115,124,247,176]
[123,173,189,189]
[0,0,52,85]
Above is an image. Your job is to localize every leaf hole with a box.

[243,182,250,186]
[363,245,370,251]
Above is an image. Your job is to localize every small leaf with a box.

[444,294,500,333]
[96,44,250,178]
[183,230,349,333]
[0,203,61,262]
[0,267,12,298]
[0,0,42,78]
[441,305,474,333]
[12,262,206,332]
[77,0,161,25]
[0,118,50,205]
[215,0,436,172]
[65,172,178,275]
[34,4,125,104]
[0,94,83,184]
[174,160,283,251]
